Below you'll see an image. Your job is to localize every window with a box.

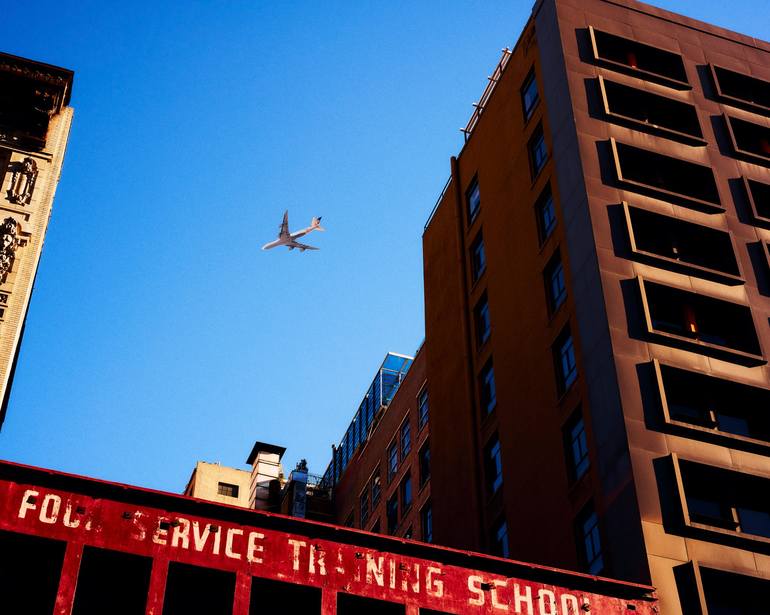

[421,503,433,543]
[678,458,770,542]
[535,184,556,243]
[400,419,411,458]
[700,566,770,614]
[418,388,429,430]
[249,577,321,615]
[360,488,370,527]
[466,177,481,224]
[639,278,763,362]
[554,328,578,394]
[711,63,770,115]
[654,362,770,448]
[724,114,770,165]
[400,473,413,513]
[564,409,589,481]
[386,494,399,534]
[337,593,405,615]
[744,176,770,225]
[624,204,741,281]
[485,434,503,495]
[589,26,688,88]
[528,124,548,178]
[371,468,382,506]
[521,69,539,120]
[387,441,398,481]
[217,482,239,498]
[163,562,235,615]
[493,518,510,558]
[419,442,430,486]
[598,76,702,143]
[575,503,604,575]
[479,359,496,415]
[544,251,567,313]
[610,138,721,210]
[474,293,491,347]
[72,547,152,615]
[470,232,486,282]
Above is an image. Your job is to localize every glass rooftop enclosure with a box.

[321,353,413,487]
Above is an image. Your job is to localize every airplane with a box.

[261,210,325,252]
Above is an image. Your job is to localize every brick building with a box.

[0,52,73,427]
[331,0,770,612]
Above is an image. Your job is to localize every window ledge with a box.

[630,247,744,286]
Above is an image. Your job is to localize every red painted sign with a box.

[0,474,657,614]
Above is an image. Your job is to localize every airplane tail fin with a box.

[311,216,325,232]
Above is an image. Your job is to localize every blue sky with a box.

[1,1,767,493]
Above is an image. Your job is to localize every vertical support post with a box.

[321,588,337,615]
[54,541,83,615]
[406,605,420,615]
[233,571,251,615]
[145,557,169,615]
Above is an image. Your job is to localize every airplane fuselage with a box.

[262,212,324,251]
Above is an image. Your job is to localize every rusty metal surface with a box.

[0,460,657,614]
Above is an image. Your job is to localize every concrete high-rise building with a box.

[0,52,73,427]
[330,0,770,612]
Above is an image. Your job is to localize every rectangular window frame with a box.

[673,453,770,547]
[400,472,413,514]
[466,176,481,225]
[743,175,770,228]
[563,408,590,483]
[654,359,770,454]
[528,123,548,179]
[470,231,486,283]
[637,276,765,365]
[371,466,382,506]
[216,482,239,498]
[387,440,399,482]
[359,486,370,527]
[534,184,557,244]
[575,503,604,575]
[421,502,433,543]
[400,418,411,459]
[710,63,770,117]
[419,441,430,487]
[520,68,540,121]
[484,434,503,496]
[474,293,491,348]
[598,76,704,144]
[417,386,429,431]
[610,138,722,212]
[479,359,497,416]
[622,202,743,284]
[544,250,567,314]
[723,113,770,166]
[588,25,690,89]
[553,327,578,395]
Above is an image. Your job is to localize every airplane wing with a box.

[278,211,290,239]
[288,240,319,251]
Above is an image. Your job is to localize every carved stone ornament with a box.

[7,157,37,205]
[0,217,22,282]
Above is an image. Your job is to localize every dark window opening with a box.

[387,441,398,481]
[701,567,770,615]
[371,468,382,506]
[418,388,429,430]
[485,434,503,495]
[575,503,604,575]
[162,562,235,615]
[479,359,497,415]
[337,593,405,615]
[0,530,65,615]
[641,279,762,359]
[726,114,770,164]
[564,409,589,482]
[554,328,578,394]
[470,232,486,282]
[535,184,557,243]
[422,503,433,543]
[400,473,413,513]
[73,547,152,615]
[466,177,481,224]
[217,482,239,498]
[492,517,510,558]
[360,488,370,527]
[419,442,430,486]
[544,250,567,313]
[521,69,540,120]
[474,293,491,347]
[600,77,702,141]
[625,204,740,279]
[249,577,321,614]
[745,176,770,223]
[712,64,770,115]
[386,494,399,534]
[611,139,721,209]
[680,459,770,540]
[590,26,688,87]
[528,124,548,178]
[400,419,411,458]
[658,362,770,446]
